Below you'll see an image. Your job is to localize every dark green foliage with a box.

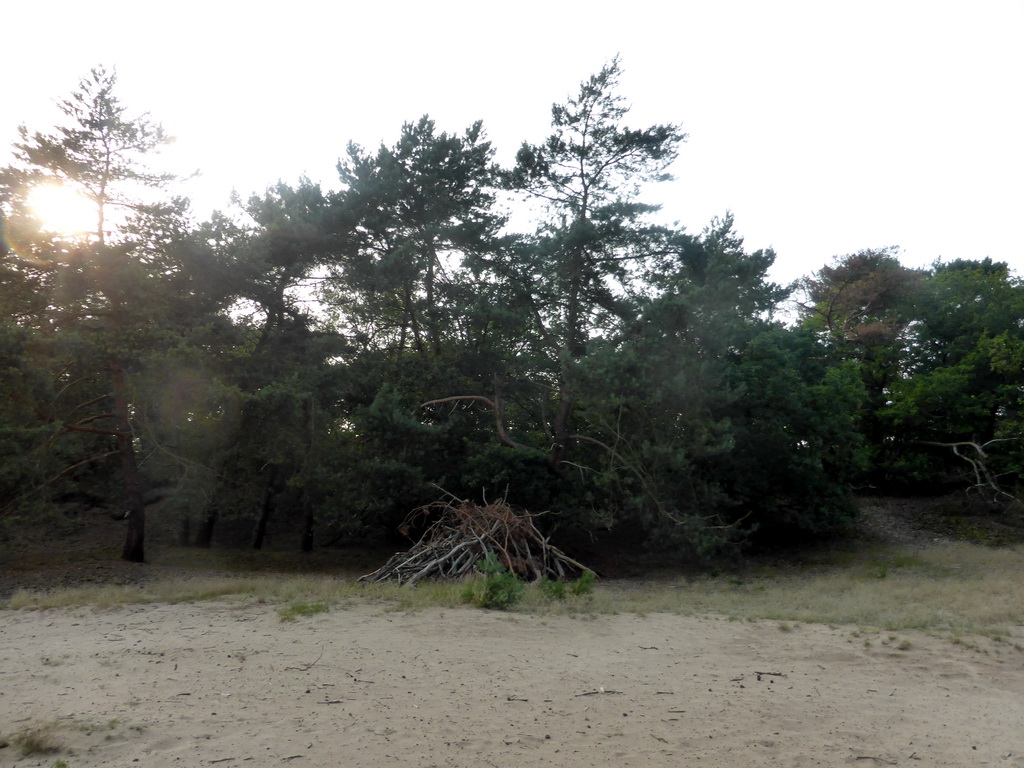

[797,253,1023,498]
[882,260,1024,493]
[4,62,1016,565]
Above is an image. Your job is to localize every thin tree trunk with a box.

[549,392,572,472]
[300,496,314,553]
[194,505,218,548]
[251,464,277,550]
[112,360,146,562]
[404,284,425,353]
[178,516,191,547]
[425,242,442,357]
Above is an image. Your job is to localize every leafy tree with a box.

[475,57,686,471]
[314,119,516,535]
[884,259,1024,493]
[796,249,924,480]
[330,117,504,357]
[8,66,175,246]
[569,219,860,554]
[194,181,348,550]
[0,67,192,560]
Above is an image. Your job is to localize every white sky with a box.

[4,0,1022,285]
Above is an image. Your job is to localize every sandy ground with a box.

[1,601,1022,768]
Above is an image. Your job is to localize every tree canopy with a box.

[2,62,1020,564]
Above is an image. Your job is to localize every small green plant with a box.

[460,553,524,610]
[538,578,567,600]
[52,760,70,768]
[278,601,329,622]
[538,571,596,601]
[569,570,597,596]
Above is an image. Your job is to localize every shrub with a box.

[569,570,597,596]
[460,553,524,610]
[538,578,567,600]
[539,571,596,600]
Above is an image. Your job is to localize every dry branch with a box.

[358,498,592,585]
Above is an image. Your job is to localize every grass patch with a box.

[4,541,1023,641]
[598,542,1024,639]
[5,575,366,610]
[278,601,330,622]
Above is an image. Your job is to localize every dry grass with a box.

[7,721,63,756]
[5,542,1023,641]
[603,543,1024,638]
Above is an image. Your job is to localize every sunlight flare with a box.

[27,183,96,236]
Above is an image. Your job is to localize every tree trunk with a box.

[251,464,277,550]
[178,516,191,547]
[112,361,146,562]
[300,496,314,552]
[194,505,218,548]
[425,242,443,357]
[549,392,572,472]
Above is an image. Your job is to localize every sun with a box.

[27,183,97,237]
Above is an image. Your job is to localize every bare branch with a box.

[420,386,532,451]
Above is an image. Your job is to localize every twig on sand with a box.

[285,644,324,672]
[575,688,623,696]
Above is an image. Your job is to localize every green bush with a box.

[538,571,596,600]
[538,578,567,600]
[460,553,524,610]
[569,570,597,595]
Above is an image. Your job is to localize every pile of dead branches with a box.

[359,498,591,585]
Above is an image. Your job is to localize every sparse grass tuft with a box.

[12,722,62,756]
[278,601,329,622]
